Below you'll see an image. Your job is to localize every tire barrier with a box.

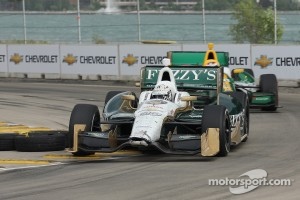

[0,133,18,151]
[0,122,68,152]
[15,131,68,152]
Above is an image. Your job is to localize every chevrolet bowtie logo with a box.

[255,55,273,69]
[10,53,23,64]
[63,54,77,65]
[122,54,138,66]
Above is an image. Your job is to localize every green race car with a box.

[231,68,279,111]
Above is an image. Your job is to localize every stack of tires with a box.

[0,131,68,152]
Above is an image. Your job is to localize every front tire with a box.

[202,105,231,157]
[68,104,100,156]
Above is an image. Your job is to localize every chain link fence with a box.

[0,1,299,44]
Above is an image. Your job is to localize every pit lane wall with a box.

[0,44,299,85]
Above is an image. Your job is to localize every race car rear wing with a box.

[167,43,229,66]
[140,65,223,93]
[168,51,229,66]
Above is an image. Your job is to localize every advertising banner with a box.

[252,45,300,79]
[60,45,118,76]
[7,45,60,73]
[119,44,181,76]
[0,45,7,73]
[1,44,299,80]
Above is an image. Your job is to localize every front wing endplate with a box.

[201,128,220,156]
[66,124,86,153]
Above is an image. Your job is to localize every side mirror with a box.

[180,96,197,101]
[122,95,135,101]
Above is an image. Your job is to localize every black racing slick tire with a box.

[68,104,100,156]
[0,133,17,151]
[15,131,67,152]
[260,74,278,111]
[202,105,231,157]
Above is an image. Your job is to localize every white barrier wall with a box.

[0,45,7,74]
[8,45,60,75]
[0,44,299,81]
[252,45,300,79]
[119,44,181,76]
[60,45,119,78]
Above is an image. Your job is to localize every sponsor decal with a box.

[25,55,58,63]
[63,54,116,65]
[254,97,269,101]
[87,132,106,138]
[154,83,170,91]
[140,56,164,65]
[142,104,165,111]
[208,169,293,195]
[146,69,217,81]
[188,114,202,118]
[145,100,167,105]
[139,111,163,116]
[79,56,116,64]
[229,56,249,66]
[254,55,273,69]
[63,54,77,65]
[10,53,23,64]
[178,135,197,139]
[122,54,138,66]
[122,54,164,66]
[10,53,58,64]
[0,55,5,62]
[275,57,300,66]
[230,112,243,126]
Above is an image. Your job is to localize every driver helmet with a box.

[151,81,175,101]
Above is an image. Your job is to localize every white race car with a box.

[67,62,248,157]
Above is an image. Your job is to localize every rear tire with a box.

[69,104,100,156]
[260,74,278,111]
[202,105,231,157]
